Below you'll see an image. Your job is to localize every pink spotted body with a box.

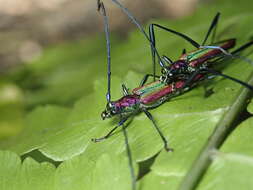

[133,80,185,106]
[163,39,236,83]
[107,79,195,117]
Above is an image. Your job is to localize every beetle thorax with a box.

[101,95,140,119]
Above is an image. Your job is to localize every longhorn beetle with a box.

[94,1,253,189]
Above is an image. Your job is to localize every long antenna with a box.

[98,0,111,102]
[110,0,166,68]
[211,40,253,66]
[231,40,253,66]
[204,68,253,91]
[202,12,220,45]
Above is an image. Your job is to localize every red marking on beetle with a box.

[141,81,185,104]
[190,39,236,67]
[114,95,140,109]
[171,61,187,70]
[175,81,185,88]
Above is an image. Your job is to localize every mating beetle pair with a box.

[94,0,253,189]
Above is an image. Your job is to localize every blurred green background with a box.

[0,0,205,140]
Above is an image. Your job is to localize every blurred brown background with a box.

[0,0,200,72]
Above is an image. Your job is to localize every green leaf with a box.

[247,99,253,114]
[196,118,253,190]
[55,152,138,190]
[0,150,136,190]
[0,151,55,190]
[5,105,71,158]
[140,172,181,190]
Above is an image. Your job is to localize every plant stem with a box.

[178,72,253,190]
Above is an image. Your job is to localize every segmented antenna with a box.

[150,23,201,48]
[212,40,253,66]
[232,40,253,55]
[231,40,253,66]
[202,12,220,45]
[98,0,111,102]
[111,0,166,68]
[201,12,253,65]
[204,68,253,91]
